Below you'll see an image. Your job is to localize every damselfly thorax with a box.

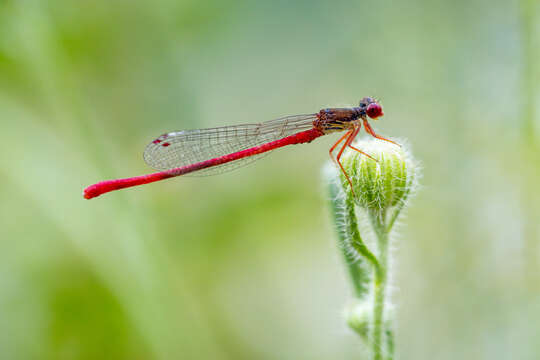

[314,107,364,134]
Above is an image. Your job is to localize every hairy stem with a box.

[346,195,380,272]
[371,211,391,360]
[328,177,376,299]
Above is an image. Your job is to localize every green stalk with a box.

[328,175,379,300]
[370,211,390,360]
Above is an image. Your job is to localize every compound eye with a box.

[366,103,384,119]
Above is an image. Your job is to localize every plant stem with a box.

[346,195,380,272]
[371,211,390,360]
[328,176,380,299]
[328,179,368,298]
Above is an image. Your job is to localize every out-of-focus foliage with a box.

[1,0,539,359]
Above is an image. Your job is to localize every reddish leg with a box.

[363,119,401,146]
[334,126,361,196]
[330,126,380,196]
[348,144,377,162]
[329,130,355,193]
[336,126,360,162]
[329,130,352,157]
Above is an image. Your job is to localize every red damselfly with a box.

[83,97,398,199]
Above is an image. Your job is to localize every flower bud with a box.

[339,138,418,212]
[345,301,371,339]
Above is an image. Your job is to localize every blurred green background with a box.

[1,0,539,359]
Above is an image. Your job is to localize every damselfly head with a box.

[366,102,383,119]
[360,97,384,119]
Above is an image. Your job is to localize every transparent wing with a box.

[143,114,317,176]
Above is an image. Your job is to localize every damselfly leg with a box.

[330,124,382,196]
[363,119,401,147]
[331,126,359,196]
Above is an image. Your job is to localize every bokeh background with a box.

[1,0,539,359]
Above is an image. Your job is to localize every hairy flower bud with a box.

[345,301,371,340]
[339,138,418,212]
